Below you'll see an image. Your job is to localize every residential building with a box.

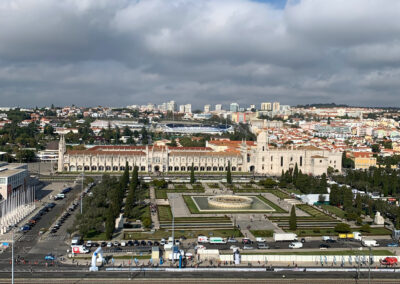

[261,102,272,111]
[230,103,239,113]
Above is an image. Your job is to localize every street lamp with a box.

[11,225,16,284]
[80,171,84,214]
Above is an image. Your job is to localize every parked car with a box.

[127,240,133,246]
[44,254,56,261]
[133,240,139,246]
[230,245,239,250]
[319,243,330,249]
[257,243,270,249]
[147,241,153,246]
[100,242,107,247]
[113,241,120,247]
[86,240,92,247]
[160,239,166,246]
[106,242,113,248]
[121,241,126,247]
[140,240,147,246]
[153,241,160,246]
[243,245,254,250]
[20,225,30,232]
[242,238,252,244]
[227,238,238,243]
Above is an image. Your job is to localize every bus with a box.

[209,237,226,244]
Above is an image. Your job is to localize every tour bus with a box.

[209,237,226,244]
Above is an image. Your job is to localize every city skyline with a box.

[0,0,400,107]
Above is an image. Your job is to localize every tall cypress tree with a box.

[293,163,299,182]
[227,161,232,185]
[190,162,195,184]
[289,205,297,231]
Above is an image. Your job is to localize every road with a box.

[0,268,399,283]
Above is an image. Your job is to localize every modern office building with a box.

[0,163,28,200]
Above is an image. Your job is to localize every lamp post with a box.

[11,226,15,284]
[80,172,84,214]
[368,246,372,284]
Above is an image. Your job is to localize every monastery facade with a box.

[58,132,342,176]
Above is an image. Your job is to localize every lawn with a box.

[286,228,337,236]
[183,195,285,214]
[286,226,391,237]
[257,195,287,213]
[123,228,242,240]
[174,184,187,190]
[158,205,173,222]
[297,204,333,219]
[207,183,220,189]
[268,189,290,199]
[250,230,274,238]
[355,227,392,236]
[155,187,205,199]
[320,204,346,219]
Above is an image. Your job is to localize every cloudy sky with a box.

[0,0,399,108]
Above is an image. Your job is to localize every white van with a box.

[256,237,266,243]
[197,236,209,243]
[289,242,303,249]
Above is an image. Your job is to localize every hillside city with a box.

[0,101,400,281]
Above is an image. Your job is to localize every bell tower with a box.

[58,134,66,172]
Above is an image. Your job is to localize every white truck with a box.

[273,233,298,242]
[71,245,89,254]
[209,237,226,244]
[197,236,209,243]
[362,239,379,247]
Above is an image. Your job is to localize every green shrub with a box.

[334,223,351,233]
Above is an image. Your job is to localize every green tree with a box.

[355,194,363,215]
[334,223,351,233]
[329,184,340,206]
[343,187,353,212]
[190,162,195,184]
[360,224,371,233]
[293,163,299,182]
[289,205,297,231]
[16,149,36,162]
[105,208,115,240]
[226,161,232,185]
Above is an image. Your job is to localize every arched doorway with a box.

[154,165,160,172]
[249,165,255,172]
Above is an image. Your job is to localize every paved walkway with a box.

[150,186,160,229]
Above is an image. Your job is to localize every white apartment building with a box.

[261,102,272,111]
[184,104,192,114]
[273,102,280,112]
[0,163,28,200]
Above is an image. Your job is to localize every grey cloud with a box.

[0,0,399,108]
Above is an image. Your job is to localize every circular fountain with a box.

[207,195,253,209]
